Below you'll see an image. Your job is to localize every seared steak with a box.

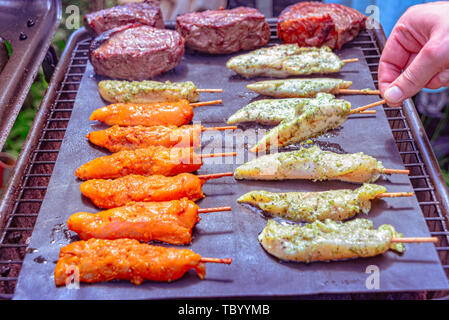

[89,24,185,81]
[84,1,164,35]
[176,7,270,54]
[278,2,367,50]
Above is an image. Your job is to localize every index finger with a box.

[378,22,423,94]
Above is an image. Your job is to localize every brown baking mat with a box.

[13,45,449,299]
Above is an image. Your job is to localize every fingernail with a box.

[384,86,403,103]
[439,69,449,83]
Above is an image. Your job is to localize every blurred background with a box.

[2,0,448,188]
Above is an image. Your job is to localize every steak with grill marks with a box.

[176,7,270,54]
[84,1,164,35]
[278,2,367,50]
[89,24,185,81]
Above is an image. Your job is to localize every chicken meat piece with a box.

[89,100,194,127]
[87,125,202,152]
[246,78,352,98]
[54,238,206,285]
[259,219,404,263]
[234,146,385,184]
[75,146,202,180]
[98,80,199,104]
[226,45,345,78]
[80,173,205,209]
[67,198,201,245]
[238,184,386,222]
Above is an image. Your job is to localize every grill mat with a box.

[11,30,449,299]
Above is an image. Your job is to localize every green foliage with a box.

[3,39,12,57]
[3,70,48,158]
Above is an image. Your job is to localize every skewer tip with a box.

[342,58,359,64]
[190,99,223,107]
[391,237,438,243]
[382,169,410,175]
[198,206,232,214]
[359,110,377,115]
[201,152,237,159]
[377,192,414,199]
[338,89,381,95]
[196,89,223,93]
[202,126,237,132]
[197,172,234,180]
[349,99,386,114]
[200,257,232,264]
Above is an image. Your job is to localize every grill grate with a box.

[0,38,90,299]
[1,26,449,299]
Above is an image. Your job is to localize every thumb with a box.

[384,42,448,105]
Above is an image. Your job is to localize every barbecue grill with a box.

[1,7,449,299]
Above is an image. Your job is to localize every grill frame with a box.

[1,21,449,299]
[0,0,61,151]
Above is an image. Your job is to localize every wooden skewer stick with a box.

[198,206,232,213]
[342,58,359,64]
[377,192,414,199]
[196,89,223,93]
[197,172,234,180]
[391,237,438,243]
[338,89,380,95]
[190,100,223,107]
[350,99,386,115]
[382,168,410,175]
[202,126,237,131]
[201,152,236,158]
[359,110,376,115]
[200,257,232,264]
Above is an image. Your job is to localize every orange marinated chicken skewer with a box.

[89,99,222,127]
[80,172,234,209]
[67,198,231,245]
[74,146,236,180]
[54,238,232,286]
[87,124,237,152]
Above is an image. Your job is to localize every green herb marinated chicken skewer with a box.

[226,45,358,78]
[98,80,222,104]
[227,93,366,125]
[234,146,409,184]
[246,78,379,98]
[238,184,413,223]
[258,219,437,263]
[251,99,385,152]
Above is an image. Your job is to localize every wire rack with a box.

[1,26,449,299]
[0,38,90,299]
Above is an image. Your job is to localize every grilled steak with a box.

[176,7,270,54]
[84,1,164,35]
[89,24,185,81]
[278,2,367,50]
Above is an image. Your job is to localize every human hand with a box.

[379,2,449,106]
